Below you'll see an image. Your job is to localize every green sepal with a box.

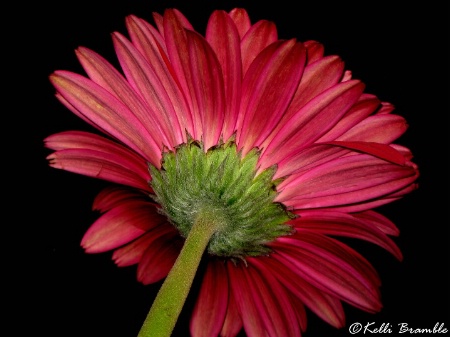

[149,139,293,259]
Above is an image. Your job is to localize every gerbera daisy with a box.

[45,7,419,337]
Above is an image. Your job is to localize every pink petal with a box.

[137,232,182,284]
[353,210,400,236]
[227,263,266,337]
[245,262,302,337]
[320,141,407,165]
[322,182,419,213]
[289,210,402,260]
[45,131,151,189]
[91,186,155,212]
[317,93,381,141]
[49,71,160,164]
[277,154,419,209]
[206,10,242,141]
[237,40,306,154]
[261,80,365,169]
[228,8,251,39]
[258,55,346,154]
[250,254,345,328]
[240,20,278,75]
[190,260,228,337]
[337,114,408,143]
[186,30,225,150]
[125,15,195,138]
[273,233,382,312]
[220,284,243,337]
[112,224,177,266]
[304,40,325,63]
[112,32,185,148]
[81,200,162,253]
[162,9,202,138]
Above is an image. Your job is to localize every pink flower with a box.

[45,7,419,337]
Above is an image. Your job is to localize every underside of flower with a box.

[149,138,294,259]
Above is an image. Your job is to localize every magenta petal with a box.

[112,224,176,266]
[206,10,242,141]
[45,131,151,189]
[274,234,382,312]
[304,40,325,63]
[112,32,185,148]
[277,154,418,209]
[240,19,278,74]
[163,9,202,139]
[49,71,160,164]
[261,80,365,168]
[321,141,407,165]
[228,8,251,39]
[91,186,155,212]
[81,200,162,253]
[227,263,266,337]
[353,210,400,236]
[186,30,225,150]
[137,232,182,284]
[251,255,345,328]
[289,210,403,260]
[220,284,243,337]
[238,40,306,154]
[190,260,228,337]
[338,114,408,143]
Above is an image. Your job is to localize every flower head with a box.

[45,7,419,337]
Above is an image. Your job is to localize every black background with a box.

[10,1,449,336]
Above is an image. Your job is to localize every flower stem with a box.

[137,211,219,337]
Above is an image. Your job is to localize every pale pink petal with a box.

[289,210,402,260]
[112,224,177,266]
[137,232,183,284]
[186,30,225,150]
[260,80,365,169]
[190,260,228,337]
[273,233,382,312]
[240,20,278,74]
[81,200,162,253]
[228,8,251,39]
[206,10,242,141]
[50,71,160,164]
[251,254,345,328]
[277,154,419,209]
[112,32,185,148]
[237,40,306,154]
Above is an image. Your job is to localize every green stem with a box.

[137,212,219,337]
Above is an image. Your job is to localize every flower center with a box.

[149,139,294,259]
